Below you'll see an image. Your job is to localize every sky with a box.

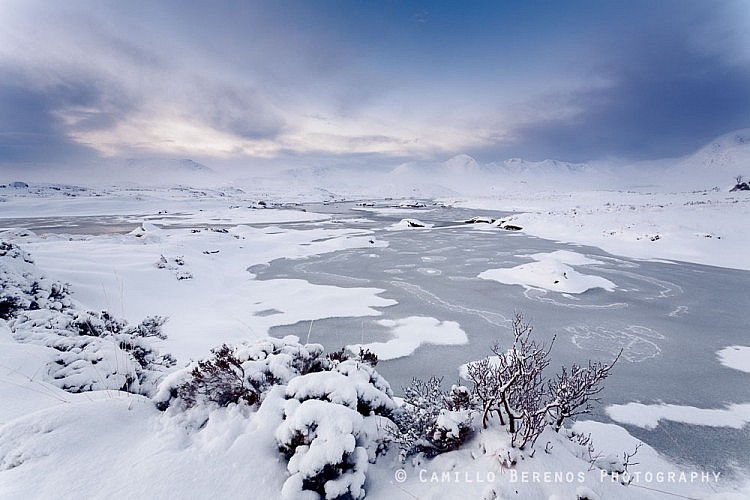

[1,0,749,170]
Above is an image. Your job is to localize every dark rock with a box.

[464,216,496,224]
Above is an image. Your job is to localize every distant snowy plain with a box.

[1,130,749,499]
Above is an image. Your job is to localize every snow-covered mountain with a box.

[663,129,750,189]
[100,158,220,186]
[685,129,750,171]
[387,154,616,196]
[384,130,750,196]
[391,154,485,178]
[4,130,748,199]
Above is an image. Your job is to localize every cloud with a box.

[0,79,98,162]
[474,2,750,162]
[0,0,748,166]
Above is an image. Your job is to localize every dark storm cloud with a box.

[480,2,750,162]
[496,62,750,162]
[0,80,98,162]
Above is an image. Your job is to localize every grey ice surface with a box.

[263,202,750,478]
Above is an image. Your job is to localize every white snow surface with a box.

[606,402,750,430]
[717,346,750,374]
[6,223,392,362]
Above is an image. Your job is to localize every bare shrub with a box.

[465,313,620,450]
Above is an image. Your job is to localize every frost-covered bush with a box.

[464,313,553,449]
[391,376,475,461]
[545,355,620,432]
[277,360,396,499]
[157,336,329,410]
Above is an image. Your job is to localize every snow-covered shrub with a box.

[176,344,259,408]
[2,240,174,396]
[0,240,71,319]
[276,360,396,499]
[591,442,641,484]
[12,309,175,395]
[0,294,24,321]
[157,336,329,410]
[327,346,379,367]
[0,240,32,261]
[287,360,395,418]
[277,399,369,500]
[391,376,475,461]
[156,254,193,280]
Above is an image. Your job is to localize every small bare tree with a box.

[544,351,622,432]
[465,313,554,449]
[465,313,620,450]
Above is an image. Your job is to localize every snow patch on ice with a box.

[247,279,397,336]
[349,316,468,360]
[717,346,750,374]
[606,402,750,430]
[478,250,616,293]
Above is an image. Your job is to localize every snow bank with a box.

[478,250,616,293]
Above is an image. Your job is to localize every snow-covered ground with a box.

[452,188,750,272]
[1,130,750,499]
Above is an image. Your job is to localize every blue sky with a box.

[1,0,748,168]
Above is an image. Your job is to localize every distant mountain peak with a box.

[686,129,750,170]
[442,154,481,174]
[121,158,215,174]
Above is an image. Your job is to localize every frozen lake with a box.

[258,202,750,477]
[9,201,749,478]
